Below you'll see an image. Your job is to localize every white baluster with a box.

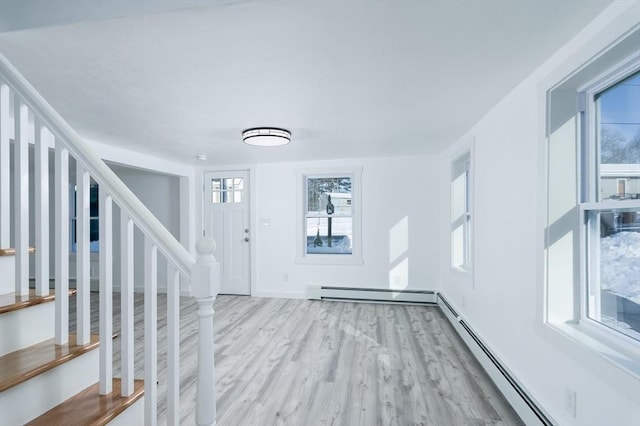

[192,238,220,426]
[0,80,10,249]
[76,165,90,344]
[54,145,69,345]
[34,119,51,296]
[14,99,28,295]
[120,212,134,397]
[167,264,180,425]
[144,237,158,425]
[99,190,113,394]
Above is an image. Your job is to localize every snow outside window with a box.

[296,168,362,265]
[580,67,640,343]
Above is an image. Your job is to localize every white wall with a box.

[109,164,181,291]
[197,155,440,298]
[438,2,640,425]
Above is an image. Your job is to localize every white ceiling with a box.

[0,0,613,165]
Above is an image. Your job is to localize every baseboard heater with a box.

[307,285,437,305]
[437,293,554,426]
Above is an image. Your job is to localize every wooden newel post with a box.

[192,238,220,426]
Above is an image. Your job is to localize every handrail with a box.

[0,52,194,277]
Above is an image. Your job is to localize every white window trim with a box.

[544,38,640,379]
[295,167,363,265]
[565,52,640,372]
[450,142,474,277]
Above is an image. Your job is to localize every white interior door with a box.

[204,170,250,295]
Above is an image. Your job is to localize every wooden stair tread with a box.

[0,333,99,393]
[0,246,36,256]
[27,378,144,426]
[0,288,77,315]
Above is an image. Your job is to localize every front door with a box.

[204,170,250,295]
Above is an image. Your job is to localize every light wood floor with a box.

[72,294,523,426]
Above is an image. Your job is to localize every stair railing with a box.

[0,51,218,426]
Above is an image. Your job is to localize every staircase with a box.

[0,51,220,425]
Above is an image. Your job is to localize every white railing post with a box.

[54,145,69,345]
[34,120,51,296]
[144,237,158,425]
[14,99,29,295]
[167,264,180,426]
[120,212,134,397]
[191,238,220,426]
[0,80,9,250]
[76,165,90,344]
[99,190,113,394]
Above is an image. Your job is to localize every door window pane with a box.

[212,177,244,204]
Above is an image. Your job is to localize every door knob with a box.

[244,237,250,242]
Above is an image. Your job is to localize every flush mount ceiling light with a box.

[242,127,291,147]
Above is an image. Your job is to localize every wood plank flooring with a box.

[71,294,523,426]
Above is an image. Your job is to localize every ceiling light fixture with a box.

[196,154,208,161]
[242,127,291,147]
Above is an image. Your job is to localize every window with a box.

[451,151,472,271]
[211,177,244,203]
[306,176,353,254]
[546,28,640,375]
[296,168,362,264]
[580,66,640,343]
[70,184,99,253]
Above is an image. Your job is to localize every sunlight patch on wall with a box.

[389,257,409,290]
[389,216,409,291]
[389,216,408,263]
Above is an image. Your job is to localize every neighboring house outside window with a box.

[296,168,362,265]
[546,36,640,376]
[579,66,640,343]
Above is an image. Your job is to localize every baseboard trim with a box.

[253,291,306,299]
[437,293,555,426]
[307,285,437,305]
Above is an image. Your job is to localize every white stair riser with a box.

[0,348,99,425]
[106,397,145,426]
[0,257,15,295]
[0,302,54,357]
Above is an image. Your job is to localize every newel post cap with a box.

[196,238,216,262]
[192,238,220,298]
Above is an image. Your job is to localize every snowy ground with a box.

[600,231,640,305]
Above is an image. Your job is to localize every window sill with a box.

[547,321,640,380]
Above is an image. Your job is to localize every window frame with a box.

[70,183,100,253]
[449,145,475,274]
[577,56,640,348]
[451,149,474,273]
[295,167,363,265]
